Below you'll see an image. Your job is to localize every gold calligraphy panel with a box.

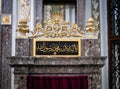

[33,38,81,57]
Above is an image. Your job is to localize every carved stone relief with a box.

[91,0,100,33]
[91,0,101,55]
[19,0,30,21]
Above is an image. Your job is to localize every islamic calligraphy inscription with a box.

[33,38,81,57]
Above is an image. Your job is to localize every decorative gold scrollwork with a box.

[16,13,99,39]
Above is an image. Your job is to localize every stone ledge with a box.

[8,56,106,67]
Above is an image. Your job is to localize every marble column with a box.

[0,0,13,89]
[34,0,43,24]
[77,0,85,30]
[0,25,2,89]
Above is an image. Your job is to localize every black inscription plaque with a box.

[33,38,81,57]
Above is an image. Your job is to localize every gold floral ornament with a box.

[2,16,10,23]
[16,13,98,39]
[28,13,86,38]
[1,14,11,25]
[16,19,29,38]
[27,23,44,38]
[70,24,85,37]
[85,18,99,38]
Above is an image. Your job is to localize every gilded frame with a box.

[33,38,81,57]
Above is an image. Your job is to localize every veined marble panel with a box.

[34,0,43,24]
[0,0,13,89]
[91,0,100,33]
[91,0,101,57]
[77,0,85,30]
[16,38,100,57]
[15,38,33,56]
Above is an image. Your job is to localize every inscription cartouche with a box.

[33,38,81,57]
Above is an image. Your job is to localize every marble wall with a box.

[81,39,100,56]
[0,0,13,89]
[15,38,100,57]
[15,39,33,56]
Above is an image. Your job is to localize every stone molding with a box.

[8,56,106,89]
